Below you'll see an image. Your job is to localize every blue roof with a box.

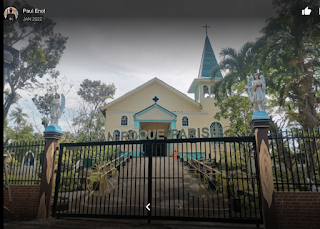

[198,36,222,78]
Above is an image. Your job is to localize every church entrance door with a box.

[144,142,167,157]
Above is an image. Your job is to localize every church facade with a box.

[100,34,228,156]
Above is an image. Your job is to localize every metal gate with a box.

[52,137,262,224]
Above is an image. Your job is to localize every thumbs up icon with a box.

[302,7,312,15]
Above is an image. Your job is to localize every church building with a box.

[100,33,228,156]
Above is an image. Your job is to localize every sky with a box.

[5,0,278,133]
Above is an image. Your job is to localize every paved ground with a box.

[55,157,260,219]
[3,218,264,229]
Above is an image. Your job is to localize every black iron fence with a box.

[269,129,320,192]
[3,141,45,185]
[52,137,262,225]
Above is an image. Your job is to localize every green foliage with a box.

[210,41,258,101]
[70,79,116,142]
[211,0,320,132]
[58,171,81,192]
[77,79,116,111]
[220,151,250,172]
[3,0,68,123]
[210,42,259,136]
[3,118,36,144]
[32,93,55,119]
[73,111,106,142]
[214,82,254,137]
[217,178,235,198]
[257,0,320,129]
[31,76,72,130]
[9,106,28,127]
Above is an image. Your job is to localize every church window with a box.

[210,122,223,137]
[182,116,189,127]
[120,115,128,126]
[210,86,215,98]
[203,85,210,98]
[113,130,120,141]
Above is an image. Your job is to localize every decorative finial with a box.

[203,23,210,36]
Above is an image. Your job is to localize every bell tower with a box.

[188,24,222,104]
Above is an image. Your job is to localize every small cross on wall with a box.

[152,96,159,103]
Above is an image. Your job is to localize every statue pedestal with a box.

[250,111,270,129]
[251,110,270,120]
[44,125,63,134]
[37,127,62,219]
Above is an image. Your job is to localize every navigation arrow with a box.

[178,203,181,211]
[146,203,150,211]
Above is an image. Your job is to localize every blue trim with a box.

[134,120,139,129]
[44,125,63,134]
[171,121,176,129]
[136,119,175,122]
[251,111,270,120]
[134,103,176,119]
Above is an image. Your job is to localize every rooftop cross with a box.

[203,23,210,36]
[152,96,159,103]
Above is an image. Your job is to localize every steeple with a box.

[198,25,222,79]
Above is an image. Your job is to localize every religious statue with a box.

[50,93,65,126]
[248,73,266,111]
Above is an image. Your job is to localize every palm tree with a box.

[258,0,320,130]
[210,41,257,102]
[9,106,28,130]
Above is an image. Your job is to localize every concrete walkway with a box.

[4,218,263,229]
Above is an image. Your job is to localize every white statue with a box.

[248,73,266,111]
[50,93,65,126]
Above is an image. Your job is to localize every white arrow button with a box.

[146,203,150,211]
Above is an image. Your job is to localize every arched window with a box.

[181,116,189,127]
[203,85,210,98]
[120,115,128,126]
[113,130,120,141]
[210,122,223,137]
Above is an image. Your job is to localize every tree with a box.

[258,0,320,129]
[31,76,74,130]
[9,106,28,130]
[214,82,253,137]
[72,79,116,142]
[210,42,257,101]
[3,0,68,123]
[210,42,258,136]
[77,79,116,111]
[3,119,37,144]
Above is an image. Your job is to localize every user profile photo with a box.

[4,7,19,21]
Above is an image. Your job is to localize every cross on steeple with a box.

[203,23,210,36]
[152,96,159,103]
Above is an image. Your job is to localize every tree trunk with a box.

[292,70,318,130]
[3,91,16,124]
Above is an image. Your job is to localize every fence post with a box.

[36,126,62,219]
[251,111,278,229]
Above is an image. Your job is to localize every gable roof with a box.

[134,103,177,119]
[100,77,201,113]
